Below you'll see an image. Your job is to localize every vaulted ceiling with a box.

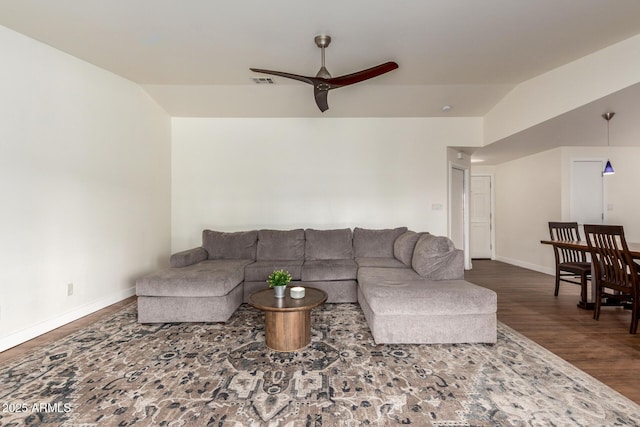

[2,0,640,162]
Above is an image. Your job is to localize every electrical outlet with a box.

[67,283,74,296]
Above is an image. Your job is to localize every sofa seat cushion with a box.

[357,266,422,283]
[301,259,358,281]
[356,257,407,268]
[136,259,254,298]
[305,228,354,260]
[244,260,304,282]
[257,229,305,261]
[358,267,496,316]
[353,227,408,258]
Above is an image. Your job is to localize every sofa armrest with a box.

[411,235,464,280]
[170,247,208,268]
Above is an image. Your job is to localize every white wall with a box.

[492,149,561,272]
[0,26,172,350]
[484,34,640,144]
[171,117,482,251]
[488,145,640,274]
[561,146,640,241]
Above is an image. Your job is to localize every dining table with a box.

[540,239,640,309]
[541,240,640,258]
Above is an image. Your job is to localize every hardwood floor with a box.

[465,260,640,404]
[1,261,639,404]
[0,297,136,364]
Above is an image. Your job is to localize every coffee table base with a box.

[249,287,327,352]
[264,310,311,351]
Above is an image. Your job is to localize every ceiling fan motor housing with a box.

[314,35,331,48]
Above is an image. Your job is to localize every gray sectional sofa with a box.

[136,227,497,344]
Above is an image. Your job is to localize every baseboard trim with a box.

[494,256,555,276]
[0,287,135,353]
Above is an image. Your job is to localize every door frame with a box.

[470,173,496,260]
[449,162,471,269]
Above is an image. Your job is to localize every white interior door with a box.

[571,160,604,231]
[470,175,492,259]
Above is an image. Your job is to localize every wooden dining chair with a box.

[584,224,639,334]
[548,222,591,301]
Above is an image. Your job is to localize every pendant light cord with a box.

[602,112,615,175]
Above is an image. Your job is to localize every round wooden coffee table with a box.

[248,287,327,351]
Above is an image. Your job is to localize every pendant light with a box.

[602,112,615,175]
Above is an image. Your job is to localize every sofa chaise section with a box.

[137,259,253,323]
[358,267,497,344]
[356,233,497,344]
[136,230,258,323]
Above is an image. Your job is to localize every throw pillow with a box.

[412,234,458,278]
[393,231,426,266]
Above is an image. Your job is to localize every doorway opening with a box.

[449,163,470,269]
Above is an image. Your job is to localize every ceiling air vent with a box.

[252,77,275,84]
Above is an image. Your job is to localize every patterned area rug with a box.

[1,303,639,426]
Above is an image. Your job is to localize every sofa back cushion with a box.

[202,230,258,260]
[393,231,425,266]
[257,229,305,260]
[412,233,463,280]
[353,227,408,258]
[305,228,353,260]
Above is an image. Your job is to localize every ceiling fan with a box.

[250,35,399,112]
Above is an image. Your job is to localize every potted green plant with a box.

[267,269,292,298]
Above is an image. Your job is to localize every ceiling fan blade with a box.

[251,66,332,112]
[249,68,315,85]
[251,36,398,113]
[314,86,330,112]
[327,62,398,87]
